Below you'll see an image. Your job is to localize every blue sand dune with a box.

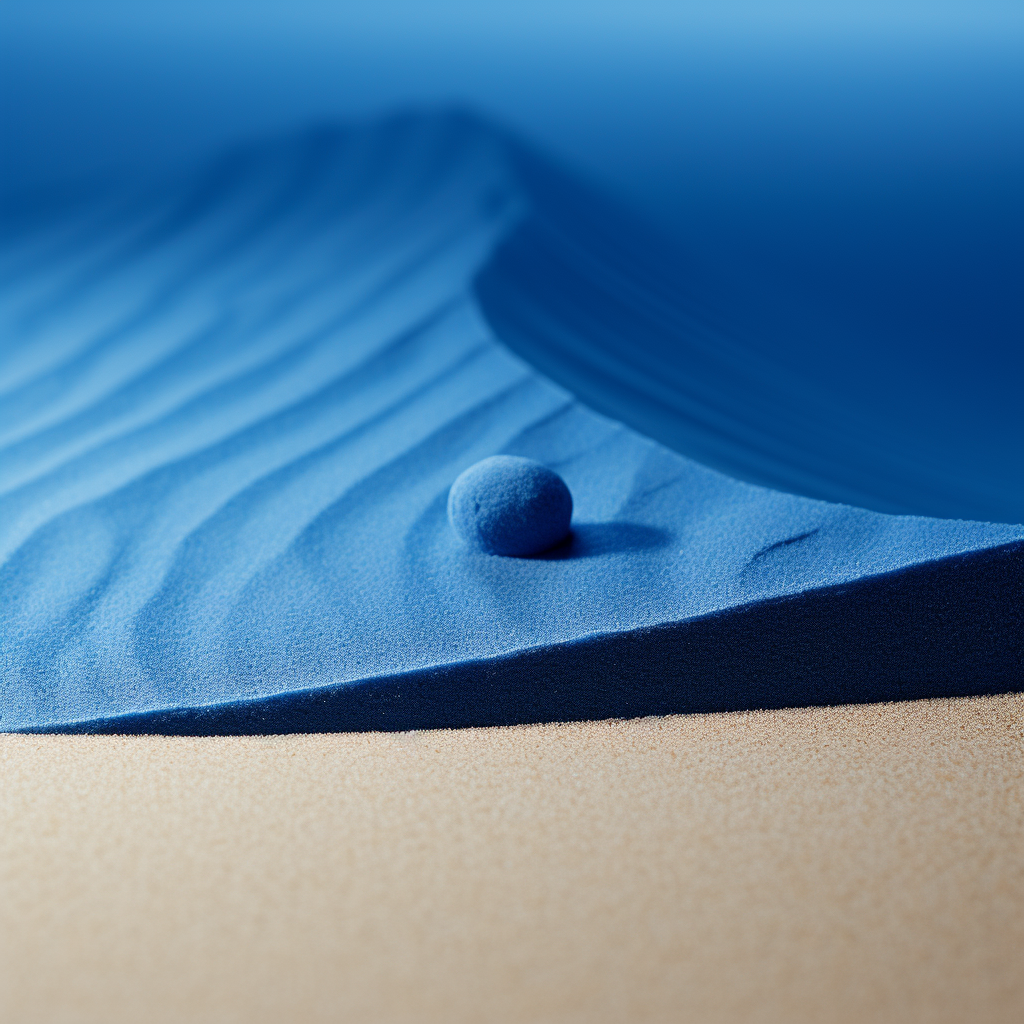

[477,147,1024,524]
[1,112,1021,734]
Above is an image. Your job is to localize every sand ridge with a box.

[3,113,1021,734]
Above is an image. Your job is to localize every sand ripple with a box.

[1,113,1020,732]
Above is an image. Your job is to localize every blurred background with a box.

[2,1,1021,520]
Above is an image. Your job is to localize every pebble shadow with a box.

[536,522,673,560]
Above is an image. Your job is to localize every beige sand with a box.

[1,694,1022,1024]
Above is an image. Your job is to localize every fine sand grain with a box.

[6,115,1022,735]
[2,694,1022,1023]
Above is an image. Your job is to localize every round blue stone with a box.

[447,456,573,557]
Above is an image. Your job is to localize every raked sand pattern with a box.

[1,112,1021,733]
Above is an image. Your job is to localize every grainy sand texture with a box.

[2,694,1022,1023]
[5,115,1021,736]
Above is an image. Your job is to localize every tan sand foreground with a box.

[1,693,1022,1023]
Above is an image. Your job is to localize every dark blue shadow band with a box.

[32,541,1022,735]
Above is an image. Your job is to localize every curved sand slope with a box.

[477,147,1024,523]
[1,112,1021,734]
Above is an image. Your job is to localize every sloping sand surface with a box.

[3,113,1021,733]
[2,694,1021,1023]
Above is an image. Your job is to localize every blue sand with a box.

[475,147,1024,525]
[0,112,1021,734]
[448,456,572,557]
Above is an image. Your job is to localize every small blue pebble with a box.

[448,456,573,557]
